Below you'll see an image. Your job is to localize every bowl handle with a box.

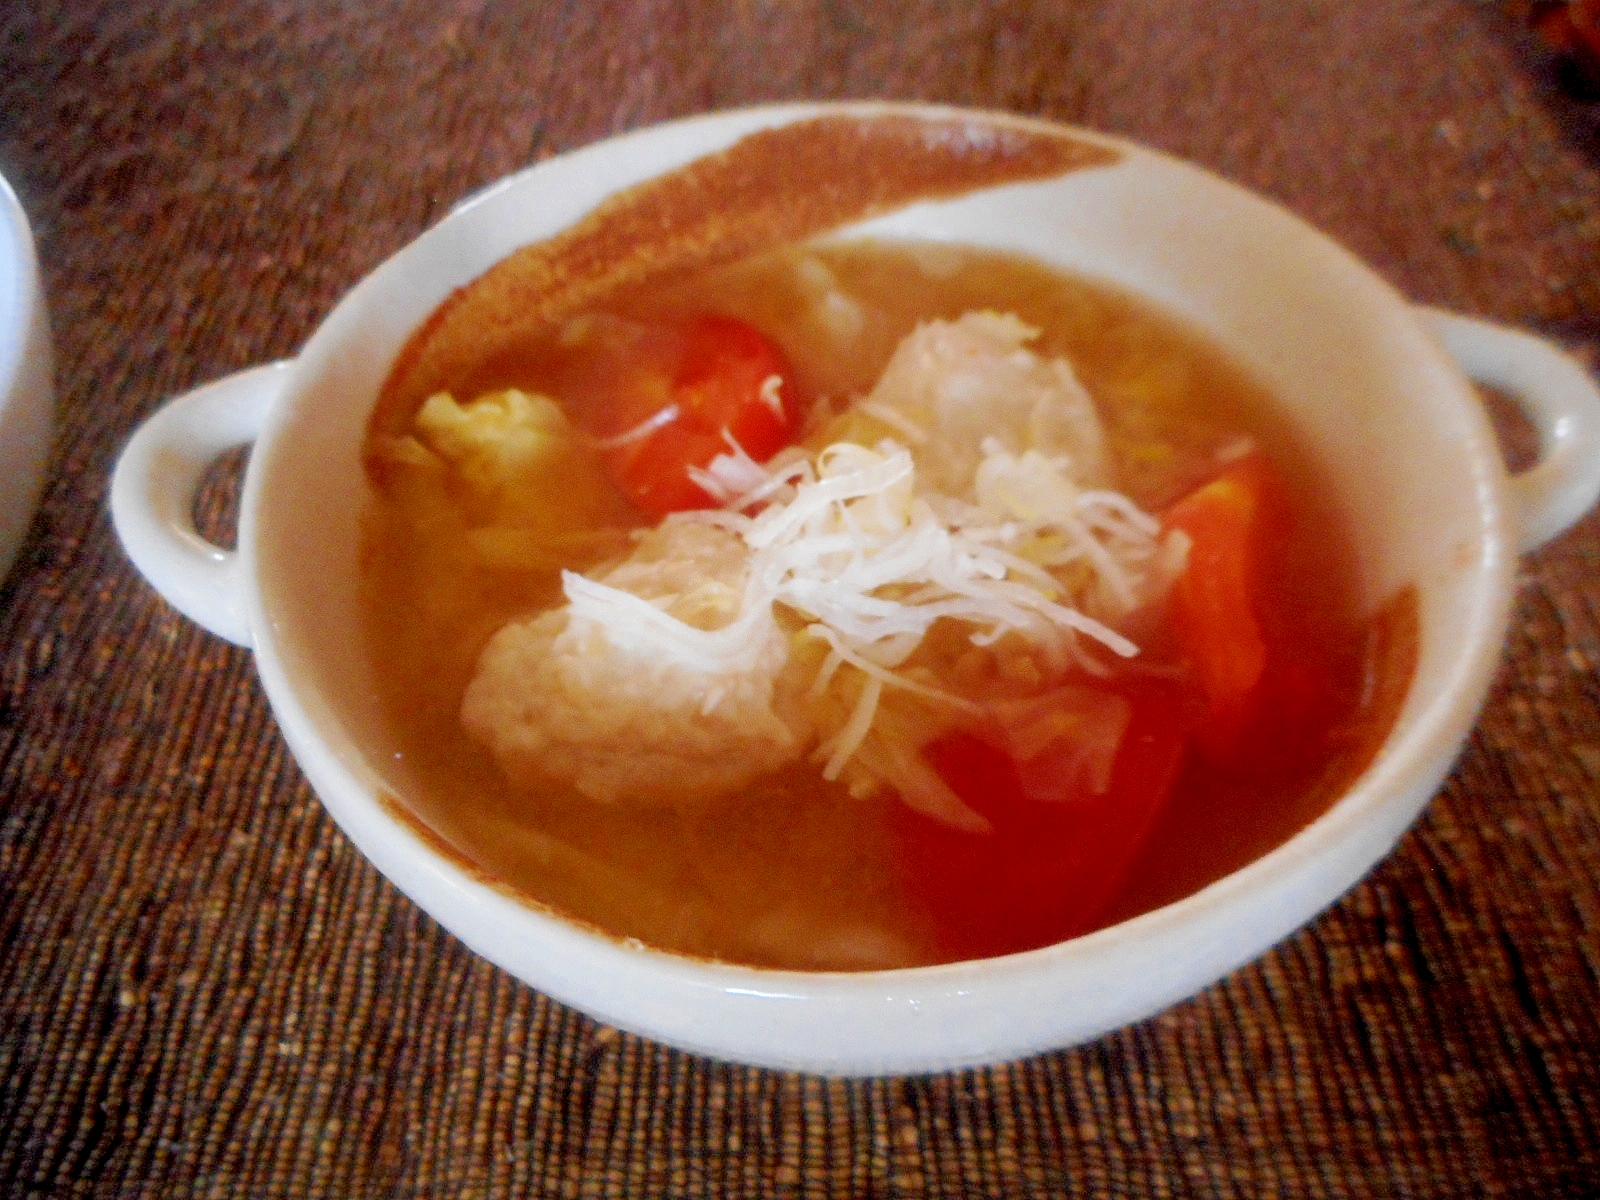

[109,361,290,648]
[1420,307,1600,554]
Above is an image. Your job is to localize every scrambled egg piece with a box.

[461,521,811,805]
[410,388,628,535]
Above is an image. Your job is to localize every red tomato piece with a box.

[603,315,799,517]
[1237,630,1364,784]
[674,315,797,462]
[611,421,728,518]
[1163,454,1272,757]
[896,679,1190,961]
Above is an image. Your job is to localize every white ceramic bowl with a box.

[110,103,1600,1075]
[0,171,53,585]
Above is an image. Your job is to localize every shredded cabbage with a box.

[565,432,1183,784]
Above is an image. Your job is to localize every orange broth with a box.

[359,240,1415,970]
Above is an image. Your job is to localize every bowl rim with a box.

[0,167,53,584]
[0,172,41,427]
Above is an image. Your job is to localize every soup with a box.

[359,239,1414,970]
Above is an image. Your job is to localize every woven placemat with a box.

[3,1,1598,1195]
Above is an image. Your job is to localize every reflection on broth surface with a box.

[360,240,1415,970]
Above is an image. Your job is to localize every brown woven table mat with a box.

[3,2,1599,1195]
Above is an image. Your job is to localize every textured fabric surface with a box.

[3,1,1599,1195]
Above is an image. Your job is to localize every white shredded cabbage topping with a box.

[565,432,1183,786]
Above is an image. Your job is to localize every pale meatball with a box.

[863,311,1108,497]
[461,521,808,805]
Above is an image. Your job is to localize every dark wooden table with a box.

[4,2,1599,1195]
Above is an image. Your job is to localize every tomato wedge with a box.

[1163,453,1272,757]
[601,315,800,517]
[896,679,1190,961]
